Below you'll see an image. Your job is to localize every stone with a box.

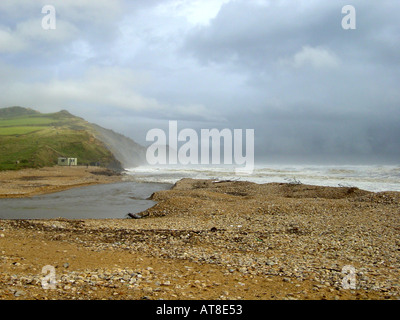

[14,290,25,297]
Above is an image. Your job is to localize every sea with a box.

[1,163,399,219]
[126,163,400,193]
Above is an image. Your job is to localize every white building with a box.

[58,157,77,166]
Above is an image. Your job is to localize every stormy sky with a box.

[0,0,399,164]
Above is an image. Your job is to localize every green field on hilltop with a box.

[0,116,55,127]
[0,126,49,136]
[0,107,122,171]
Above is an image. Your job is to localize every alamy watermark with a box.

[38,263,358,293]
[41,4,356,31]
[341,265,357,289]
[342,5,356,30]
[41,5,56,30]
[41,265,57,289]
[146,121,255,174]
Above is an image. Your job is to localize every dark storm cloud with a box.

[179,0,400,163]
[0,0,399,163]
[183,0,400,68]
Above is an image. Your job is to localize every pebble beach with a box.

[0,170,399,300]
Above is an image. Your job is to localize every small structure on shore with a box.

[58,157,77,166]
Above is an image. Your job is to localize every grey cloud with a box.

[0,0,124,66]
[1,0,399,164]
[183,0,399,70]
[179,0,400,162]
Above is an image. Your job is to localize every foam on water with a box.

[126,164,400,192]
[1,164,398,219]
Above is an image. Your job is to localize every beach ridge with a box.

[0,176,399,300]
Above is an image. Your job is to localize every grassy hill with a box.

[0,107,145,171]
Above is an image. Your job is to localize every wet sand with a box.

[0,173,399,300]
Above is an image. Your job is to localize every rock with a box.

[239,267,247,273]
[127,213,146,219]
[14,290,25,297]
[1,179,399,300]
[143,287,153,294]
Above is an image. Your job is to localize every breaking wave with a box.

[126,164,400,192]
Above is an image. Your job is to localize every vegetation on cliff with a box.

[0,107,145,171]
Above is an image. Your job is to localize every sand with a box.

[0,172,399,300]
[0,166,123,198]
